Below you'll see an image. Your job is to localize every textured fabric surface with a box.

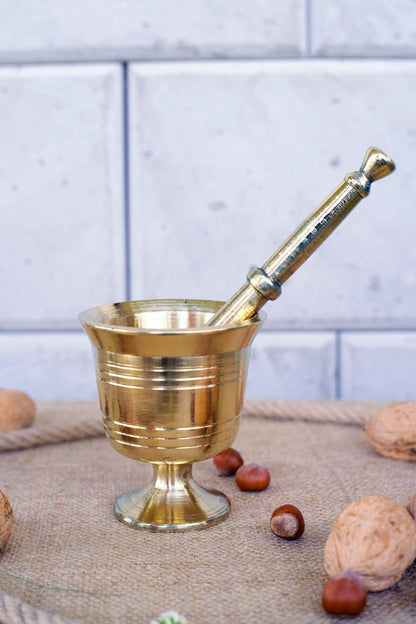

[1,400,416,623]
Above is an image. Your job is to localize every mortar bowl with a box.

[79,299,263,531]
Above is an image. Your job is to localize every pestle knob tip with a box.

[360,147,396,182]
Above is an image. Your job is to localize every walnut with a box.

[324,495,416,591]
[364,402,416,460]
[0,490,13,549]
[0,388,36,432]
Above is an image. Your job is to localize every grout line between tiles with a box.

[2,327,416,334]
[334,329,341,399]
[1,56,416,69]
[305,0,312,58]
[0,328,85,334]
[122,62,132,301]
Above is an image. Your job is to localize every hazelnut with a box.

[213,448,243,476]
[325,495,416,591]
[365,401,416,460]
[270,504,305,540]
[0,388,36,432]
[235,463,270,491]
[322,572,367,616]
[0,490,13,549]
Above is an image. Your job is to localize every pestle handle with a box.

[207,147,395,327]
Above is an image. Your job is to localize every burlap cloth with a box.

[1,399,416,624]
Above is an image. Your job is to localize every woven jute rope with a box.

[0,592,80,624]
[0,399,388,454]
[0,420,103,453]
[243,399,387,426]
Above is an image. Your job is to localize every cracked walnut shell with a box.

[365,402,416,460]
[0,490,13,549]
[324,495,416,592]
[407,487,416,521]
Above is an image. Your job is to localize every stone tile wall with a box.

[0,1,415,399]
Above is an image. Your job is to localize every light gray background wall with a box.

[0,1,415,400]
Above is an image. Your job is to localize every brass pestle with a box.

[207,147,396,327]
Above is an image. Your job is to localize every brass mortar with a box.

[79,299,263,531]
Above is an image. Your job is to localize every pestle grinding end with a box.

[344,147,395,197]
[360,146,396,182]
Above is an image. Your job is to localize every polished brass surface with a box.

[114,463,231,531]
[79,299,263,531]
[208,147,395,326]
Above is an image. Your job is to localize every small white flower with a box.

[149,609,187,624]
